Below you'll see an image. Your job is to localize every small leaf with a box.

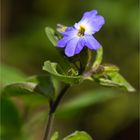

[45,27,59,46]
[2,75,54,98]
[51,131,59,140]
[43,61,82,84]
[63,131,93,140]
[93,72,135,92]
[106,72,135,92]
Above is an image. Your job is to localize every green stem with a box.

[43,112,55,140]
[86,49,93,71]
[50,85,70,113]
[43,85,70,140]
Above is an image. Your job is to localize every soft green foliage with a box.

[89,93,139,140]
[58,89,117,116]
[63,131,93,140]
[21,88,138,140]
[2,82,38,96]
[43,61,81,84]
[0,98,22,140]
[0,64,26,87]
[2,75,54,98]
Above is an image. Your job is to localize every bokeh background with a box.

[1,0,139,140]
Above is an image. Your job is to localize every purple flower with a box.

[57,10,105,57]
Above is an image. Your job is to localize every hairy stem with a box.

[43,85,70,140]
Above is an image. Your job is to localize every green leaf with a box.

[92,46,103,68]
[63,131,93,140]
[43,61,82,84]
[101,64,119,73]
[2,75,54,98]
[0,64,26,87]
[51,131,59,140]
[0,98,22,140]
[45,27,59,46]
[105,72,135,92]
[94,71,135,92]
[27,75,54,97]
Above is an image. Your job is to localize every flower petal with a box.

[74,10,105,35]
[75,38,85,54]
[80,10,98,22]
[65,38,79,57]
[57,36,74,48]
[86,15,105,34]
[74,10,97,29]
[61,26,77,37]
[84,35,100,50]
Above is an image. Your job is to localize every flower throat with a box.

[78,26,85,37]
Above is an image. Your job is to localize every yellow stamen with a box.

[78,25,85,37]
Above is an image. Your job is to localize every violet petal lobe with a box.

[87,15,105,34]
[61,26,77,36]
[74,10,105,35]
[84,35,100,50]
[75,38,85,54]
[57,36,73,48]
[79,10,98,23]
[65,38,79,57]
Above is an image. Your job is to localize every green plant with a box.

[1,10,136,140]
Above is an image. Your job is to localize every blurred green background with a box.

[1,0,139,140]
